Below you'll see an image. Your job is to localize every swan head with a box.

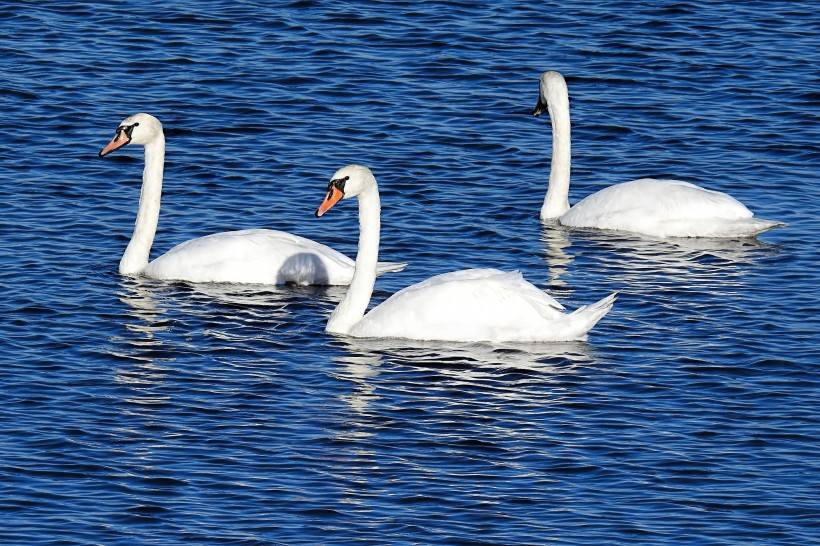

[315,165,376,217]
[99,113,163,157]
[532,71,568,117]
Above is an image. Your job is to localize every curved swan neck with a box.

[119,134,165,275]
[326,183,381,334]
[541,77,572,220]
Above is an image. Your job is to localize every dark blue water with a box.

[2,2,818,544]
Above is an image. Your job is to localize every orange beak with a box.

[99,129,131,157]
[315,186,344,217]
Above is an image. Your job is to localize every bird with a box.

[532,70,784,238]
[98,113,405,284]
[314,164,616,342]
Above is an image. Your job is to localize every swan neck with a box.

[326,184,381,334]
[120,135,164,275]
[541,86,571,220]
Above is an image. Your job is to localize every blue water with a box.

[1,1,818,544]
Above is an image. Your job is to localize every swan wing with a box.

[560,178,777,237]
[145,229,356,284]
[349,268,574,341]
[386,269,564,311]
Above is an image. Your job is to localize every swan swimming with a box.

[532,71,784,238]
[99,113,405,284]
[314,165,616,342]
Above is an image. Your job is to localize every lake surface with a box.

[1,1,818,544]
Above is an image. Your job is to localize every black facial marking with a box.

[532,98,546,117]
[327,175,349,195]
[121,122,139,139]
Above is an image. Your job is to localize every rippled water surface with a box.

[2,2,818,544]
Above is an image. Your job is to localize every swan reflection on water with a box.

[113,276,173,351]
[539,222,784,353]
[539,222,781,294]
[110,276,320,369]
[329,335,598,415]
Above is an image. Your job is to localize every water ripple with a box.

[0,1,817,544]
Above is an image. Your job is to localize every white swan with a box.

[314,165,616,342]
[99,113,406,284]
[533,71,784,238]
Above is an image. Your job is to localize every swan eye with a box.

[122,123,138,139]
[329,175,349,194]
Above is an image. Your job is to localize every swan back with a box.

[144,229,349,284]
[349,269,591,342]
[561,178,778,237]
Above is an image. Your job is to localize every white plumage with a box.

[143,228,404,285]
[99,113,405,284]
[316,165,616,342]
[533,71,784,238]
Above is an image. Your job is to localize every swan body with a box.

[315,165,616,342]
[533,71,784,238]
[342,268,616,342]
[99,113,405,284]
[142,228,405,285]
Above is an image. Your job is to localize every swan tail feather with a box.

[750,218,786,235]
[568,292,617,339]
[376,261,408,275]
[710,217,785,238]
